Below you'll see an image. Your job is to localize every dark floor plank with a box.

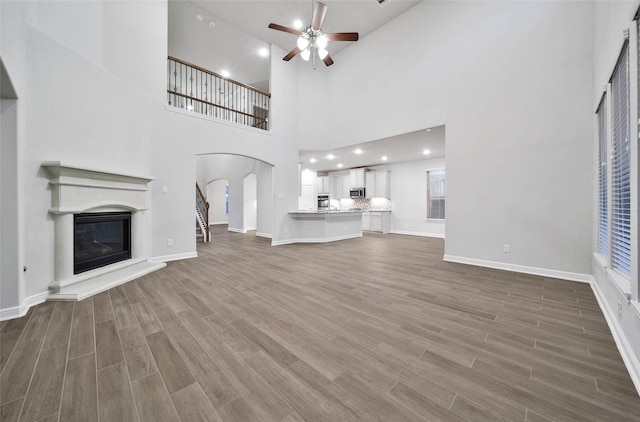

[145,330,195,394]
[60,353,98,422]
[19,345,67,421]
[68,299,95,360]
[131,372,181,422]
[97,360,139,422]
[119,326,158,381]
[0,303,54,404]
[171,383,221,422]
[95,319,124,369]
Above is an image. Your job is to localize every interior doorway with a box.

[207,179,229,226]
[243,173,257,232]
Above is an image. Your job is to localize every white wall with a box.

[207,179,229,225]
[591,0,640,391]
[369,158,446,238]
[321,1,594,280]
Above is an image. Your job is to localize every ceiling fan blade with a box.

[268,23,303,36]
[327,32,359,42]
[323,54,334,67]
[311,2,328,30]
[283,47,302,61]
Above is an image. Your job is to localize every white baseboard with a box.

[227,227,247,234]
[209,221,229,225]
[442,254,593,283]
[391,230,445,239]
[256,232,272,239]
[590,281,640,395]
[149,251,198,263]
[245,226,257,231]
[0,291,50,321]
[272,233,362,246]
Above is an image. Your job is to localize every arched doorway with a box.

[207,179,229,226]
[196,154,274,239]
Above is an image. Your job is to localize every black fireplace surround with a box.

[74,212,131,274]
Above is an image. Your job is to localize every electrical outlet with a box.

[503,244,511,253]
[167,238,173,246]
[618,302,622,319]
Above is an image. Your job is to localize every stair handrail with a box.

[195,183,210,242]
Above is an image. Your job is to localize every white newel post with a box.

[42,162,165,301]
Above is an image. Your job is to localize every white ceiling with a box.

[191,0,421,59]
[299,125,445,172]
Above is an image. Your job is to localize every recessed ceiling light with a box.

[423,149,431,155]
[293,19,303,29]
[337,163,344,168]
[326,154,335,160]
[221,70,230,78]
[354,148,363,154]
[258,47,269,57]
[196,14,203,21]
[209,21,216,28]
[426,128,432,132]
[309,158,317,163]
[381,156,388,161]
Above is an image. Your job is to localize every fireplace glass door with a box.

[74,212,132,274]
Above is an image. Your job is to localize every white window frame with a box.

[426,169,446,220]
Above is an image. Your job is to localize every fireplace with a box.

[43,161,166,301]
[74,212,131,274]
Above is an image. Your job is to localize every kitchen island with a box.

[287,210,363,243]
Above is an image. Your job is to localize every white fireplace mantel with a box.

[42,161,165,301]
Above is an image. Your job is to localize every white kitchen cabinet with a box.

[350,168,366,188]
[330,175,349,200]
[362,211,390,234]
[342,174,350,199]
[361,212,371,231]
[365,170,390,199]
[316,176,329,194]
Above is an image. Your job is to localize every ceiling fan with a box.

[268,1,359,67]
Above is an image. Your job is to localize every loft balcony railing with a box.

[167,56,270,131]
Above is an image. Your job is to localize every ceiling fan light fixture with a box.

[301,48,311,61]
[297,36,309,50]
[318,48,329,60]
[316,34,328,49]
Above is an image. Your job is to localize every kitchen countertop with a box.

[289,210,363,215]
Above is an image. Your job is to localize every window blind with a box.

[427,170,446,219]
[610,43,631,276]
[597,98,608,258]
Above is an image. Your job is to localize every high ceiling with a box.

[299,125,445,172]
[176,1,442,171]
[191,0,421,58]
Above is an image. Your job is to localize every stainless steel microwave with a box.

[350,188,365,198]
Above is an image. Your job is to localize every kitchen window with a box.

[427,169,445,220]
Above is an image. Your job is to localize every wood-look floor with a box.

[2,226,639,421]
